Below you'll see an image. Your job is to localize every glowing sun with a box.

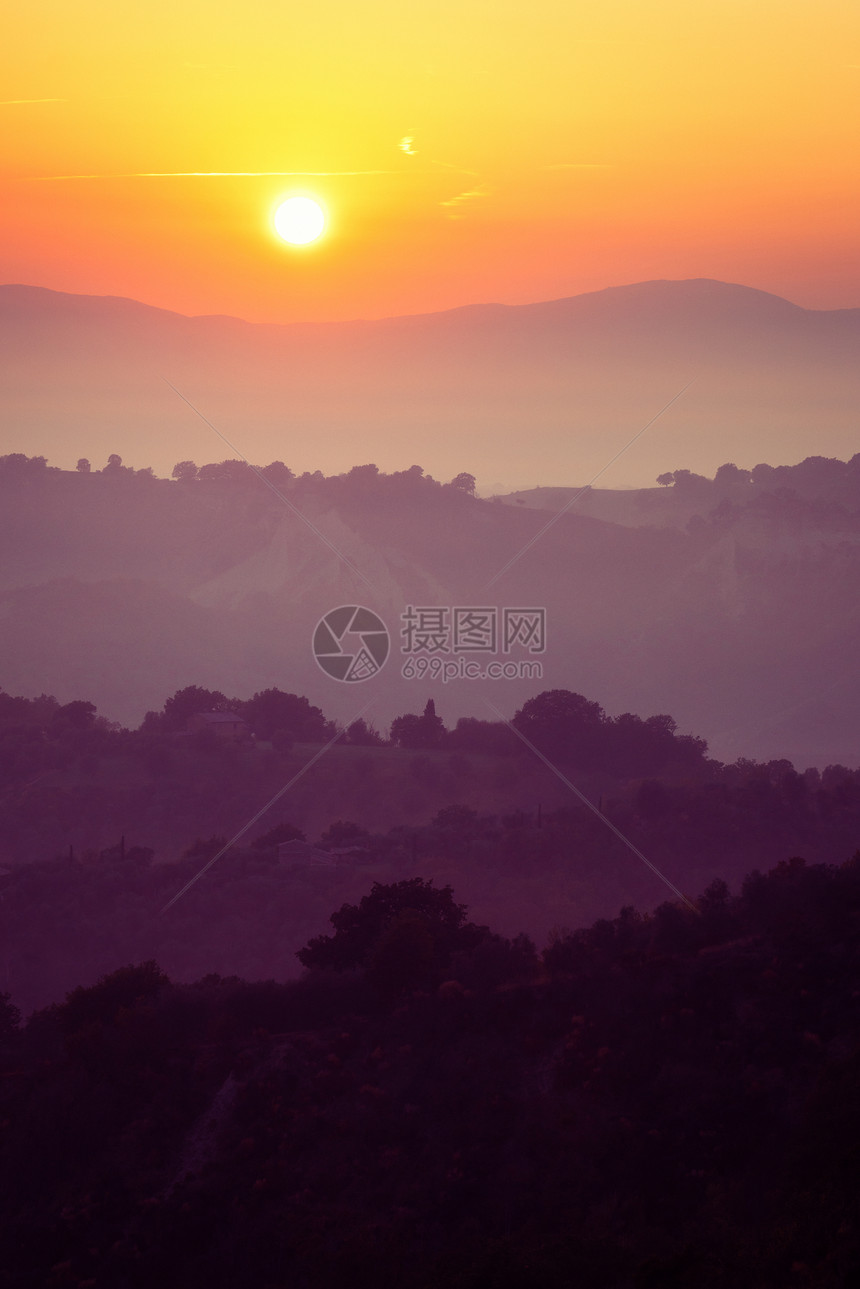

[274,196,326,245]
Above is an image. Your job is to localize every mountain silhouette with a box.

[2,278,858,488]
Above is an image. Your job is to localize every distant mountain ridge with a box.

[4,274,856,328]
[1,277,858,489]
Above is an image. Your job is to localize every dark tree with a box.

[76,458,91,474]
[260,461,294,489]
[389,713,424,748]
[52,700,97,731]
[450,471,476,494]
[171,460,198,482]
[390,698,446,749]
[366,911,438,993]
[0,453,48,476]
[59,961,169,1034]
[421,698,445,742]
[343,464,380,493]
[197,459,253,485]
[389,464,427,494]
[297,878,478,974]
[162,685,230,731]
[512,689,606,764]
[241,689,329,743]
[318,820,372,850]
[668,468,709,490]
[715,462,752,486]
[345,717,384,746]
[448,717,517,755]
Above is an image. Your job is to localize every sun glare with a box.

[273,196,326,246]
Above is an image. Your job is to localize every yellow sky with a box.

[2,0,859,321]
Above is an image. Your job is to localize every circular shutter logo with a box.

[312,605,390,682]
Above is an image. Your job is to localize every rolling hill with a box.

[0,457,858,767]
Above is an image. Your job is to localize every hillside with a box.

[1,455,860,766]
[2,680,859,1015]
[2,857,860,1288]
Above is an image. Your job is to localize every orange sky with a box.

[2,0,860,323]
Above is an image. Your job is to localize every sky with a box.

[3,0,860,324]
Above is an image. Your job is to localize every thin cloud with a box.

[27,169,411,181]
[430,158,479,177]
[1,98,66,106]
[440,183,490,215]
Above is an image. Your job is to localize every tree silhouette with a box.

[318,820,371,850]
[241,689,329,742]
[171,460,198,482]
[513,689,606,763]
[297,878,477,975]
[390,698,446,749]
[261,461,294,489]
[60,961,169,1034]
[366,911,438,993]
[715,462,752,486]
[197,459,253,485]
[162,685,230,730]
[345,717,384,746]
[448,717,517,755]
[52,700,97,731]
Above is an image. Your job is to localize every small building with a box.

[277,839,336,868]
[186,711,249,741]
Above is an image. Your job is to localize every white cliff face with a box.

[188,507,453,616]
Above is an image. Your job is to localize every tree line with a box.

[0,451,478,495]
